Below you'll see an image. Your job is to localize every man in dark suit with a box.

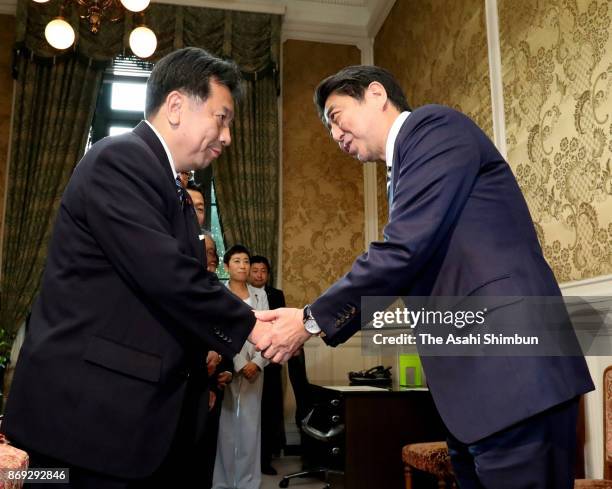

[250,256,313,473]
[249,256,284,475]
[254,65,594,488]
[2,47,272,488]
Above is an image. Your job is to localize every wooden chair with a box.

[402,366,612,488]
[574,481,612,489]
[574,365,612,487]
[402,441,455,489]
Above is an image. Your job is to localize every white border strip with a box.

[276,40,284,289]
[485,0,507,158]
[360,40,379,247]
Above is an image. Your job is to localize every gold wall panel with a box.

[282,40,363,307]
[500,0,612,281]
[374,0,492,241]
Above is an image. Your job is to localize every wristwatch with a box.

[303,305,322,335]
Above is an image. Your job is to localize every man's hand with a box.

[217,371,232,390]
[254,308,313,363]
[247,319,273,348]
[241,362,260,382]
[206,351,222,377]
[208,390,217,411]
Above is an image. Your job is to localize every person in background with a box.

[213,245,268,489]
[207,248,220,274]
[249,256,286,475]
[201,349,233,489]
[187,181,206,228]
[178,170,191,189]
[204,233,219,272]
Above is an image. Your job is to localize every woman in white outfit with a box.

[213,245,268,489]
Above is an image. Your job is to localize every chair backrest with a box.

[604,366,612,478]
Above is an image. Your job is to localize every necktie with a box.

[175,176,192,209]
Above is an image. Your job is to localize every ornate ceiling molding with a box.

[157,0,395,42]
[1,0,396,50]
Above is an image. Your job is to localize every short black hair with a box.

[313,65,411,123]
[145,47,244,118]
[250,255,271,272]
[186,181,205,200]
[223,244,251,264]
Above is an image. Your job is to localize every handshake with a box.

[247,308,314,364]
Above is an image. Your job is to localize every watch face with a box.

[305,320,320,334]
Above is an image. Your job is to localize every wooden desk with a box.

[308,384,447,489]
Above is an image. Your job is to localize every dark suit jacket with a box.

[3,122,256,477]
[311,105,594,443]
[265,285,286,310]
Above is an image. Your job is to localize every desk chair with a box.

[279,406,345,488]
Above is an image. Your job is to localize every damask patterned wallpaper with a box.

[0,15,15,248]
[500,0,612,282]
[281,40,363,307]
[376,161,388,240]
[373,0,492,240]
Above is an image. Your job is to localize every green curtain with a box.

[0,0,281,350]
[0,50,104,347]
[213,70,280,273]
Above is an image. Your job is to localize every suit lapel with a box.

[387,117,411,218]
[133,121,174,182]
[133,121,205,267]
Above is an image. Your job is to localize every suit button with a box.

[227,338,232,343]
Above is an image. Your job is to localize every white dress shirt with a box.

[145,120,178,180]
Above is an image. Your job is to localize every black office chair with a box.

[278,407,345,488]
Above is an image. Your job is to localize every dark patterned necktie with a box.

[175,175,192,209]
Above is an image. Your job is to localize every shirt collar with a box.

[145,120,178,180]
[385,111,410,169]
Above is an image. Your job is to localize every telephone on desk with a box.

[347,365,392,387]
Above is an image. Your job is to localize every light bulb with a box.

[129,26,157,58]
[44,18,75,50]
[32,0,50,3]
[120,0,150,12]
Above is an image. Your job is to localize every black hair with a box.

[223,244,251,264]
[313,65,411,123]
[145,47,244,118]
[250,255,271,272]
[186,181,205,201]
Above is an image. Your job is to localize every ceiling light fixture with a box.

[34,0,157,58]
